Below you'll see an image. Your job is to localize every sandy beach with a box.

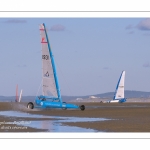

[0,102,150,132]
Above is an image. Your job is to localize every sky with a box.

[0,17,150,96]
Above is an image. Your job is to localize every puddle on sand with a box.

[0,111,110,132]
[25,120,99,132]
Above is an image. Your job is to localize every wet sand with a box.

[0,102,150,132]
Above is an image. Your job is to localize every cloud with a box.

[4,19,27,23]
[17,64,27,67]
[128,31,134,34]
[125,24,135,35]
[143,33,150,36]
[125,24,135,30]
[50,24,65,31]
[143,62,150,68]
[103,67,110,70]
[137,18,150,31]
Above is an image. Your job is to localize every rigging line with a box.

[36,79,42,97]
[55,59,73,96]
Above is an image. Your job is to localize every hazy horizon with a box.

[1,90,150,97]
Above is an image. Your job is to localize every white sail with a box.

[114,71,125,99]
[19,89,23,102]
[39,24,58,97]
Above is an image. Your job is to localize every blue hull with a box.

[118,98,127,103]
[35,99,79,109]
[27,97,85,110]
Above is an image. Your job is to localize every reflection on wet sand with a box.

[0,111,109,132]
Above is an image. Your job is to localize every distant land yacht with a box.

[15,84,18,102]
[107,70,126,103]
[15,84,23,102]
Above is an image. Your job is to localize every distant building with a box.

[89,96,97,99]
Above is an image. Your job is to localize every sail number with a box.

[42,55,49,60]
